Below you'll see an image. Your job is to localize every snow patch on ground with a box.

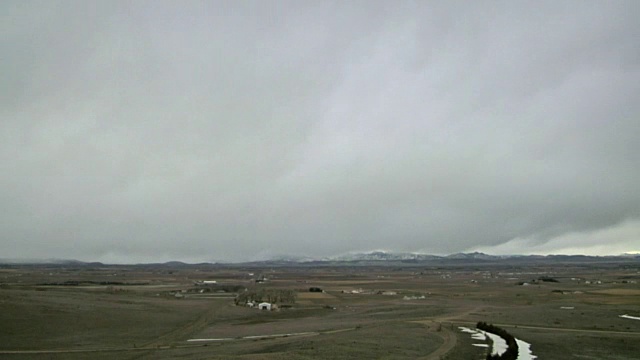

[516,338,537,360]
[472,343,489,347]
[459,326,538,359]
[187,331,318,342]
[459,327,477,334]
[472,333,486,340]
[484,331,508,356]
[187,338,232,342]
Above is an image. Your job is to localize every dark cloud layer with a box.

[2,1,639,262]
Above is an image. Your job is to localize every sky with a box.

[1,1,639,263]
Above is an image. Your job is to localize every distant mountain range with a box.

[330,251,444,261]
[1,251,638,266]
[319,251,639,264]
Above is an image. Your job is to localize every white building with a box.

[258,302,272,311]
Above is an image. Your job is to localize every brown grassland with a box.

[1,261,639,359]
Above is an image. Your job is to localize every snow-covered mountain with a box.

[446,252,502,260]
[331,251,443,261]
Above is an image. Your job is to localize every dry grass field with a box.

[1,262,639,359]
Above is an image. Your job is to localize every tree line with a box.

[235,288,297,305]
[476,321,518,360]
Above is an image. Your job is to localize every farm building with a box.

[258,302,272,311]
[195,280,217,286]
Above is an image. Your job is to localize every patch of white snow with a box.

[187,338,233,342]
[472,333,486,340]
[458,326,477,333]
[483,331,508,356]
[459,326,538,359]
[516,338,537,360]
[620,314,640,320]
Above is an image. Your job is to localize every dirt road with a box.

[416,321,457,360]
[412,304,640,360]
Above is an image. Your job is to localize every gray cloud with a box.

[1,1,639,262]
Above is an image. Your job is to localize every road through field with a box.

[427,317,640,336]
[0,327,359,356]
[415,321,457,360]
[412,304,640,360]
[411,305,483,359]
[487,323,640,336]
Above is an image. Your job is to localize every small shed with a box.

[258,302,272,311]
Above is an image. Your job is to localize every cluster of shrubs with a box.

[476,322,518,360]
[235,288,297,305]
[181,284,246,294]
[196,284,246,293]
[38,280,148,286]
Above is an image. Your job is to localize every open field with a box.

[1,261,639,359]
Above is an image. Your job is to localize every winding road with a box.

[412,305,640,359]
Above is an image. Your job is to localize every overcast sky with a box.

[2,1,639,263]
